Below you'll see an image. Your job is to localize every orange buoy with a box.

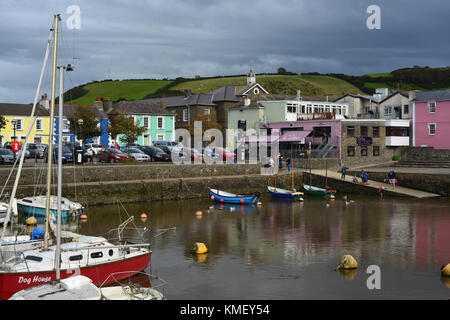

[140,212,148,221]
[80,214,88,220]
[211,196,215,200]
[195,210,202,216]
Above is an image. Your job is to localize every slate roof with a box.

[0,103,50,117]
[53,105,108,118]
[209,85,241,102]
[111,101,173,116]
[142,93,216,107]
[414,89,450,102]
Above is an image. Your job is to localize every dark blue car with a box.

[43,145,73,164]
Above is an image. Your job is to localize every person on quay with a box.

[286,157,291,172]
[341,165,348,180]
[388,169,396,188]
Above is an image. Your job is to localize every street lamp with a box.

[11,120,17,162]
[78,118,84,145]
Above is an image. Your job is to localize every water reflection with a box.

[72,195,450,299]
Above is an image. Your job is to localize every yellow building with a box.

[0,103,51,146]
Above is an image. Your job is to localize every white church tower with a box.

[247,66,256,86]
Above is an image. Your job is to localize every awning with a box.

[243,130,311,143]
[279,130,311,142]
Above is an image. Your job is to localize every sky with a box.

[1,0,449,103]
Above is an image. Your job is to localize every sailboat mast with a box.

[44,14,60,249]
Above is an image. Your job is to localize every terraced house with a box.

[0,103,50,145]
[110,101,175,147]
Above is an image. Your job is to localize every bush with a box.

[392,156,400,161]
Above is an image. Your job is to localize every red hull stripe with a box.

[0,253,150,300]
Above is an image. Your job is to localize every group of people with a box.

[341,165,398,189]
[265,154,292,173]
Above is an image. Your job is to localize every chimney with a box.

[408,90,417,101]
[93,96,103,111]
[103,97,112,112]
[184,89,192,98]
[39,93,50,110]
[296,90,301,101]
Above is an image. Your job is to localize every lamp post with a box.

[12,120,17,162]
[78,118,84,145]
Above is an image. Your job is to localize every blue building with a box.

[53,105,111,147]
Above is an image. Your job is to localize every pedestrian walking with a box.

[286,157,291,172]
[388,169,396,188]
[341,165,348,180]
[278,154,282,169]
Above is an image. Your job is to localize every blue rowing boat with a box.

[209,188,259,204]
[267,186,304,200]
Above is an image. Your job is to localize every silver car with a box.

[0,148,15,164]
[121,147,151,162]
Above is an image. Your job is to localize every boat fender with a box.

[195,211,202,216]
[210,196,215,200]
[257,202,262,206]
[441,264,450,277]
[337,255,357,270]
[191,242,208,254]
[31,227,45,240]
[140,213,147,221]
[25,216,38,226]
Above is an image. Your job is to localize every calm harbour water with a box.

[70,195,449,299]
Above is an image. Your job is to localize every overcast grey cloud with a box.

[1,0,449,103]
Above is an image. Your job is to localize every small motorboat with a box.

[267,186,304,200]
[209,188,259,204]
[17,195,84,219]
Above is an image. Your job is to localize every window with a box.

[25,255,43,262]
[386,127,409,136]
[404,104,409,114]
[428,123,436,135]
[347,126,355,137]
[253,88,260,94]
[373,127,379,137]
[12,119,23,131]
[69,255,83,261]
[347,146,355,157]
[157,134,165,141]
[429,101,436,113]
[203,109,210,115]
[34,136,42,144]
[143,116,150,128]
[157,117,164,129]
[90,252,104,259]
[360,126,368,136]
[287,105,297,113]
[384,106,392,115]
[373,146,380,156]
[35,118,43,131]
[361,146,368,156]
[183,109,188,122]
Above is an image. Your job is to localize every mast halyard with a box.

[44,14,60,249]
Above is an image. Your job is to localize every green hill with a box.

[65,79,172,105]
[64,66,450,105]
[169,74,364,98]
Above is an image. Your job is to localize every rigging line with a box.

[0,27,53,248]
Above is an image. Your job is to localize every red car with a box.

[205,147,235,161]
[96,148,131,163]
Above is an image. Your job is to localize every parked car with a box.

[3,141,30,158]
[135,145,170,162]
[26,143,43,159]
[84,143,104,155]
[187,148,203,161]
[152,141,184,149]
[159,145,188,162]
[204,147,235,161]
[64,142,89,163]
[43,145,73,164]
[0,148,14,164]
[96,148,131,163]
[120,147,151,162]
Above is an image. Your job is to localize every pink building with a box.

[413,90,450,149]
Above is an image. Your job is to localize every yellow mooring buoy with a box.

[441,263,450,277]
[337,255,358,270]
[191,242,208,254]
